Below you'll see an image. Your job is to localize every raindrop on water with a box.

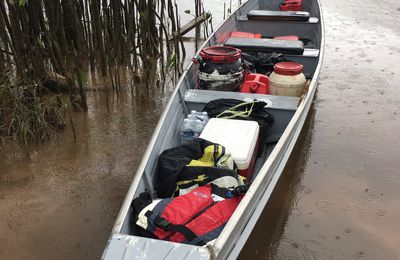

[376,209,386,217]
[316,200,336,212]
[353,201,369,211]
[356,250,365,258]
[296,185,311,195]
[289,208,303,217]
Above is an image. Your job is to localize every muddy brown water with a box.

[239,0,400,259]
[1,0,400,259]
[0,90,171,259]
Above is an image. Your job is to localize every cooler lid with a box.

[200,118,259,170]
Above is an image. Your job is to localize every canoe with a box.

[102,0,324,258]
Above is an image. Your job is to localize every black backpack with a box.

[156,138,245,198]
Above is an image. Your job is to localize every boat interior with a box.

[113,0,321,247]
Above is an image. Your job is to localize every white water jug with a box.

[269,62,306,97]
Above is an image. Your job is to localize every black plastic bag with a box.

[242,52,289,74]
[202,99,274,126]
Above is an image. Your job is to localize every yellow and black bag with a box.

[156,138,245,198]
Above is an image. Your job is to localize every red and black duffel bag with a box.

[132,184,246,245]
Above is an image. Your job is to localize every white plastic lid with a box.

[200,118,259,170]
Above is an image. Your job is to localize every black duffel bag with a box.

[156,138,245,198]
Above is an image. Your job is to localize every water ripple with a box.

[353,201,369,211]
[315,200,336,212]
[271,238,333,260]
[289,208,303,217]
[296,185,312,195]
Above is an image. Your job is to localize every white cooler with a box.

[200,118,259,179]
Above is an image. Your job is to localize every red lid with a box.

[199,46,241,63]
[274,62,303,75]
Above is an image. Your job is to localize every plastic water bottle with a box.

[190,110,209,129]
[181,119,195,144]
[193,119,203,138]
[188,114,207,133]
[181,111,209,143]
[190,110,209,124]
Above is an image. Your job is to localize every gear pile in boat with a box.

[131,139,247,246]
[130,9,312,246]
[196,30,309,96]
[133,183,246,246]
[130,98,275,246]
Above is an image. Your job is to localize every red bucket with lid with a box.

[198,46,244,91]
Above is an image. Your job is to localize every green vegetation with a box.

[0,0,209,149]
[0,74,65,150]
[0,0,184,144]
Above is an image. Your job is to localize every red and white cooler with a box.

[200,118,259,180]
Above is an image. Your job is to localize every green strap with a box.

[216,101,255,119]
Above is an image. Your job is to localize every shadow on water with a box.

[239,96,318,260]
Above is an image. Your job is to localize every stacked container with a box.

[180,111,209,144]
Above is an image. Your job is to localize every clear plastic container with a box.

[180,119,195,144]
[192,119,203,138]
[181,118,205,143]
[190,111,209,126]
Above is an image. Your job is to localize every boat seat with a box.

[103,234,210,260]
[224,37,304,55]
[236,16,319,40]
[247,10,310,21]
[184,89,300,111]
